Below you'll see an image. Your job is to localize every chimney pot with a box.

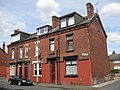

[2,41,5,51]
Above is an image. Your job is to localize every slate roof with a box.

[8,12,106,46]
[0,48,7,55]
[109,54,120,61]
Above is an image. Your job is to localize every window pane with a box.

[66,61,71,65]
[66,61,77,75]
[35,70,37,75]
[10,65,15,75]
[39,69,42,75]
[67,41,73,50]
[68,16,74,26]
[12,49,14,59]
[50,40,54,51]
[67,36,73,40]
[61,18,66,28]
[25,46,28,57]
[20,47,22,58]
[72,61,77,64]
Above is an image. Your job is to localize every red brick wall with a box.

[88,18,111,84]
[0,49,8,77]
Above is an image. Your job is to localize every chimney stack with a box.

[52,15,59,29]
[2,41,5,51]
[112,51,116,55]
[86,2,94,18]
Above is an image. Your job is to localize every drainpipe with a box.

[57,32,61,84]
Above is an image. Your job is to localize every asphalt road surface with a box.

[0,80,65,90]
[98,80,120,90]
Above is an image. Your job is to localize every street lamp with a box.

[35,36,42,83]
[36,36,39,84]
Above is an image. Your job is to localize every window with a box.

[11,34,20,42]
[66,60,77,75]
[35,43,40,56]
[114,61,120,63]
[114,65,120,69]
[66,35,74,51]
[37,27,48,35]
[10,65,15,75]
[25,46,28,58]
[50,39,55,52]
[68,16,74,26]
[12,48,14,60]
[60,18,67,28]
[34,63,42,76]
[19,47,22,58]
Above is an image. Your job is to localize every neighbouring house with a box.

[6,2,111,86]
[109,51,120,71]
[0,42,8,77]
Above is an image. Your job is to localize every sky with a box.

[0,0,120,55]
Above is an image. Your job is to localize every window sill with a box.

[66,50,74,53]
[64,74,78,78]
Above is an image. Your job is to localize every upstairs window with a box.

[66,34,74,51]
[25,46,28,58]
[60,18,67,28]
[19,47,22,58]
[12,48,14,60]
[68,16,74,26]
[60,16,75,28]
[50,39,55,52]
[37,27,48,35]
[35,43,40,56]
[11,34,20,43]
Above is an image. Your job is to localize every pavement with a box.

[0,77,120,90]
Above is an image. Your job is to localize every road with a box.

[0,78,120,90]
[0,80,65,90]
[98,79,120,90]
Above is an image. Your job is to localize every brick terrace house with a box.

[0,42,8,77]
[7,3,111,85]
[109,51,120,70]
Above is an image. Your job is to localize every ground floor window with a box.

[10,65,15,76]
[66,60,77,75]
[34,63,42,76]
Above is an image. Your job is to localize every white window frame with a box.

[25,46,28,58]
[12,49,14,60]
[10,65,15,76]
[50,40,54,52]
[66,60,77,75]
[34,63,42,76]
[68,16,74,26]
[20,47,22,58]
[114,65,120,69]
[60,18,67,28]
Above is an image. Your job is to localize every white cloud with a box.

[107,32,120,44]
[14,21,26,30]
[36,0,61,24]
[100,3,120,17]
[0,10,27,37]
